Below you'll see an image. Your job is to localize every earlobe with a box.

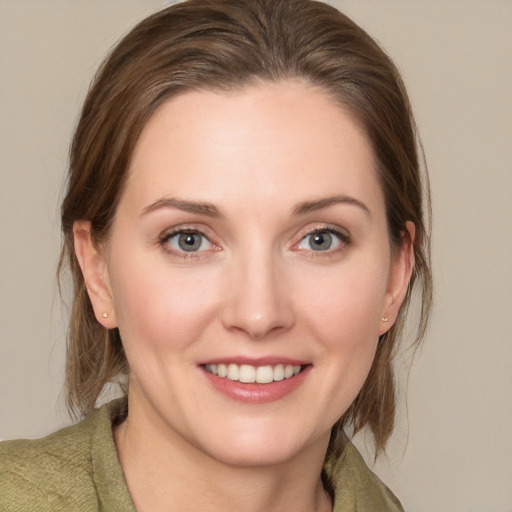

[379,221,415,335]
[73,220,117,328]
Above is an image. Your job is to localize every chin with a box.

[193,422,325,468]
[207,442,302,468]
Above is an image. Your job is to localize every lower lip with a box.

[202,366,311,404]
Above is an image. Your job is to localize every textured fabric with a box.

[0,399,134,512]
[324,429,404,511]
[0,399,403,511]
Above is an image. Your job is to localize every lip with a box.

[198,356,309,367]
[201,363,311,404]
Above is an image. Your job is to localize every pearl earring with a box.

[380,317,389,322]
[102,312,108,318]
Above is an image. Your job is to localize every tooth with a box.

[273,364,284,381]
[210,363,304,382]
[227,364,239,380]
[256,366,273,384]
[284,365,294,379]
[239,365,256,383]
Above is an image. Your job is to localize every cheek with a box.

[298,258,389,346]
[108,254,222,353]
[300,278,382,420]
[294,254,389,414]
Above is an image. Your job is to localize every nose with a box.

[221,249,295,340]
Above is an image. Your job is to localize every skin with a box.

[74,81,414,512]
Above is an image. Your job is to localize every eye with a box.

[161,229,214,253]
[296,228,347,252]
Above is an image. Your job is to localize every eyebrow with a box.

[141,194,370,219]
[292,195,371,217]
[141,198,222,218]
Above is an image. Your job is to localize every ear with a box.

[379,221,415,335]
[73,220,118,329]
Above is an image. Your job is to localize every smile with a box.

[204,363,303,384]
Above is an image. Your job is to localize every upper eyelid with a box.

[159,227,215,247]
[297,224,350,240]
[160,225,212,240]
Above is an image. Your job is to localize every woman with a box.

[0,0,432,510]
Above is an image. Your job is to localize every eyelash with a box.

[159,227,216,258]
[295,225,351,257]
[158,224,351,258]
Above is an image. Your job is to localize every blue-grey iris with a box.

[178,233,202,251]
[310,232,332,251]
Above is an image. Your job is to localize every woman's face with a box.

[80,81,412,466]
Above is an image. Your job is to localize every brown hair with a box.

[59,0,432,457]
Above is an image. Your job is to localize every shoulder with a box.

[0,415,100,511]
[0,401,125,512]
[326,431,404,512]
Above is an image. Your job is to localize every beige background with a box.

[1,1,511,511]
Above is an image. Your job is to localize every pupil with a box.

[311,232,331,251]
[178,234,201,251]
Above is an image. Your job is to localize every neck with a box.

[114,392,332,512]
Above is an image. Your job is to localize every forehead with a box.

[123,81,383,216]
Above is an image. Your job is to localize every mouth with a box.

[203,363,306,384]
[200,360,311,403]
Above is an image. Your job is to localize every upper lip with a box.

[198,356,310,367]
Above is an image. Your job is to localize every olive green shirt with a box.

[0,399,403,511]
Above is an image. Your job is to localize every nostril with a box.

[220,268,295,338]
